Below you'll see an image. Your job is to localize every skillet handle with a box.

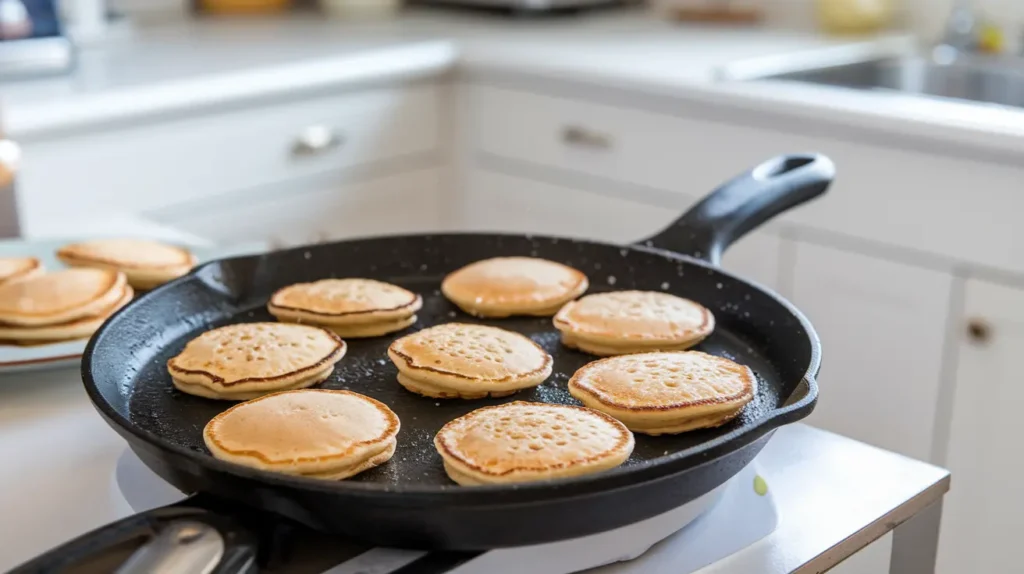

[774,374,819,427]
[9,495,257,574]
[639,154,835,264]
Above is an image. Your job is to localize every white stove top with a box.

[114,448,778,574]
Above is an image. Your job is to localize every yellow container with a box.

[199,0,294,14]
[816,0,895,35]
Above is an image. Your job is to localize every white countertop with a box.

[5,8,1024,160]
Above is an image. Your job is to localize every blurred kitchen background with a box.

[2,0,1023,573]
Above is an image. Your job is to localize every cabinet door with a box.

[938,278,1024,574]
[790,240,953,461]
[461,169,678,243]
[152,168,443,248]
[721,232,783,293]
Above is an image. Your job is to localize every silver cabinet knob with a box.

[292,125,342,156]
[562,125,613,150]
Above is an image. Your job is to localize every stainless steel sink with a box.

[720,45,1024,110]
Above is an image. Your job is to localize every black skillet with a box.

[17,153,833,573]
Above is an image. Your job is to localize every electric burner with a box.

[113,449,777,573]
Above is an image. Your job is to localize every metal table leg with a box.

[889,499,943,574]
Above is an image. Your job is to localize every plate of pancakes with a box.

[0,237,259,374]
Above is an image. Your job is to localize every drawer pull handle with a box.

[293,126,342,156]
[562,125,612,150]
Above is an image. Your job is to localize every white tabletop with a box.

[701,424,947,573]
[0,362,949,573]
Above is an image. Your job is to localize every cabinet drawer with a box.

[157,167,444,247]
[469,85,708,198]
[18,84,440,223]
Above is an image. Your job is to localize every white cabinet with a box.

[461,169,680,244]
[153,168,444,248]
[720,232,783,293]
[468,83,1024,277]
[17,84,441,234]
[938,277,1024,574]
[461,170,784,290]
[789,239,954,462]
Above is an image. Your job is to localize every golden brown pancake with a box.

[553,290,714,356]
[435,401,633,485]
[204,389,400,479]
[168,322,346,400]
[387,323,552,399]
[268,278,421,338]
[0,268,127,327]
[57,238,195,290]
[568,351,755,435]
[0,284,133,343]
[441,257,588,318]
[0,257,42,285]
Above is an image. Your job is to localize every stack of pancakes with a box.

[168,323,346,400]
[205,389,400,480]
[388,323,553,399]
[57,238,196,291]
[554,291,714,356]
[442,256,588,318]
[0,256,42,285]
[435,402,633,485]
[0,268,132,344]
[269,278,422,338]
[568,351,755,435]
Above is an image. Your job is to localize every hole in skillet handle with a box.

[637,153,835,264]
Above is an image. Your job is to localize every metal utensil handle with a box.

[638,153,835,264]
[9,497,257,574]
[115,520,225,574]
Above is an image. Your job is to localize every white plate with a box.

[0,238,265,374]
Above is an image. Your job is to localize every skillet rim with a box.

[81,232,821,502]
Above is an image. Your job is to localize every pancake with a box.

[0,284,133,343]
[204,389,400,479]
[553,290,714,356]
[268,278,421,338]
[435,401,634,485]
[0,268,127,327]
[567,351,756,435]
[323,316,417,338]
[441,257,588,318]
[172,365,332,401]
[168,322,346,400]
[387,323,552,399]
[56,238,196,290]
[0,257,42,284]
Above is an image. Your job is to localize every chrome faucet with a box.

[934,0,978,62]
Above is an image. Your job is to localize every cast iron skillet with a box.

[18,154,833,573]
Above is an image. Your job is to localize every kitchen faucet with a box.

[934,0,977,62]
